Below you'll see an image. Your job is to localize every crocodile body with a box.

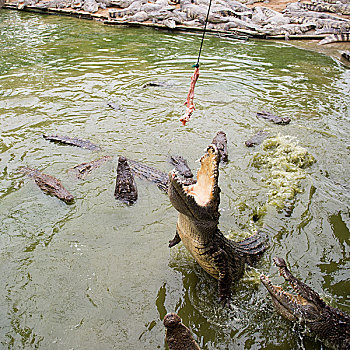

[129,159,169,192]
[129,155,195,192]
[300,2,350,15]
[168,144,268,304]
[313,0,350,4]
[130,131,228,191]
[245,130,269,147]
[256,111,291,125]
[283,10,350,23]
[114,156,137,205]
[315,27,350,34]
[212,131,228,163]
[265,23,316,36]
[20,167,74,203]
[169,155,194,180]
[261,257,350,350]
[109,0,146,18]
[318,32,350,45]
[163,313,201,350]
[342,51,350,61]
[69,155,112,179]
[43,134,101,151]
[182,3,229,23]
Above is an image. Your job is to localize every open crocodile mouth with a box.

[183,144,219,206]
[168,144,220,219]
[260,257,314,321]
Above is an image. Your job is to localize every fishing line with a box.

[180,0,213,125]
[195,0,213,68]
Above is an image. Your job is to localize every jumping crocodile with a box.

[43,134,101,151]
[114,156,138,205]
[261,257,350,350]
[163,313,201,350]
[168,144,268,304]
[20,167,74,203]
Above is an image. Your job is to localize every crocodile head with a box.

[168,144,220,222]
[261,257,350,348]
[261,257,328,322]
[212,131,228,163]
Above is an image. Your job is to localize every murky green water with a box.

[0,9,349,350]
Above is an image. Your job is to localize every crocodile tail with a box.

[318,33,350,45]
[233,230,269,266]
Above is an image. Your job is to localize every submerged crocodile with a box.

[43,134,101,151]
[256,111,291,125]
[20,167,74,203]
[168,144,268,304]
[163,313,201,350]
[114,156,138,205]
[261,257,350,350]
[245,130,269,147]
[69,155,112,179]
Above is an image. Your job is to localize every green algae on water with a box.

[252,135,315,212]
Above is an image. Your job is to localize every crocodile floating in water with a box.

[128,159,169,192]
[129,155,195,191]
[169,155,195,182]
[142,81,174,88]
[69,155,112,179]
[261,257,350,350]
[20,167,74,203]
[163,313,201,350]
[256,111,291,125]
[43,134,101,151]
[245,130,270,147]
[211,130,228,163]
[168,144,268,304]
[114,156,138,205]
[130,131,228,191]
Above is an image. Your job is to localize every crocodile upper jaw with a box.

[260,257,324,322]
[168,144,220,222]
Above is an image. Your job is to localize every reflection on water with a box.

[0,9,349,350]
